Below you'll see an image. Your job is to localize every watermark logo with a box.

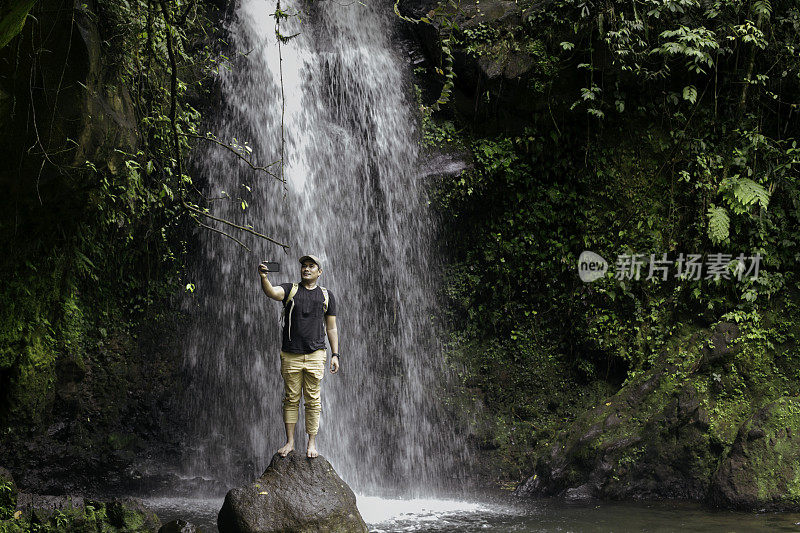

[578,250,608,282]
[577,251,761,283]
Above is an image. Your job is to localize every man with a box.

[258,255,339,458]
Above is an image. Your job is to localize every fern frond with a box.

[752,0,772,20]
[432,37,456,111]
[707,205,730,244]
[733,177,770,211]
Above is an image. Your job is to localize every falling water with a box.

[181,0,469,496]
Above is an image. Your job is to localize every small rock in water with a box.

[159,518,204,532]
[218,451,367,533]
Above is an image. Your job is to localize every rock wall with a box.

[514,321,800,510]
[0,0,219,496]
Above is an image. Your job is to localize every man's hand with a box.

[259,263,285,301]
[329,355,339,374]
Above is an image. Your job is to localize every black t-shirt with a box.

[279,283,337,354]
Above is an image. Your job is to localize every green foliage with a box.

[0,477,15,521]
[394,0,459,109]
[654,25,720,74]
[0,0,219,425]
[707,205,730,244]
[453,23,500,57]
[0,498,158,532]
[417,0,799,482]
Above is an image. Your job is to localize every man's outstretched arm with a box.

[258,264,285,301]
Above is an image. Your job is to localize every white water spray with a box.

[182,0,469,496]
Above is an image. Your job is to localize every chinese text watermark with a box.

[578,251,761,283]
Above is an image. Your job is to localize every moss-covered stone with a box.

[515,319,800,507]
[0,0,36,49]
[104,498,162,531]
[709,397,800,510]
[218,452,367,533]
[8,494,161,532]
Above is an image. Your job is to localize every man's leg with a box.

[279,351,302,456]
[302,349,326,458]
[279,422,296,457]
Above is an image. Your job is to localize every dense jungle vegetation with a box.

[0,0,243,493]
[413,0,800,486]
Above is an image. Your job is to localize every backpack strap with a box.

[320,286,329,314]
[319,286,329,338]
[283,283,299,340]
[286,283,299,303]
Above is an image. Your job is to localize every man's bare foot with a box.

[277,442,294,457]
[306,442,318,458]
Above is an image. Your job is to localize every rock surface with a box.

[514,323,772,504]
[4,494,160,532]
[159,518,205,532]
[514,328,718,501]
[514,321,800,511]
[218,452,367,533]
[709,397,800,510]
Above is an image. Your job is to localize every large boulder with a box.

[218,452,367,533]
[513,320,800,511]
[515,324,746,502]
[709,397,800,511]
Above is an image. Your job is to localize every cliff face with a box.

[0,0,138,212]
[0,0,220,495]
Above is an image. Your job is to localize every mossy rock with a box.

[11,494,160,532]
[218,452,367,533]
[709,397,800,511]
[0,0,36,49]
[104,498,162,531]
[514,324,754,501]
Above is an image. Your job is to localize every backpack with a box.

[283,283,329,341]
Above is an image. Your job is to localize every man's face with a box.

[301,261,322,283]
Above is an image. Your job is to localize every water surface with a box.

[146,494,800,532]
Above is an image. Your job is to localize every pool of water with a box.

[145,493,800,532]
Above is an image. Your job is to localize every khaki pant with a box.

[280,349,326,435]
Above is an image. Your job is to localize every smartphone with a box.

[261,261,281,272]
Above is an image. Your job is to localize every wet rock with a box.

[456,0,522,30]
[13,494,160,531]
[420,151,473,180]
[15,493,85,524]
[514,328,720,501]
[218,452,367,533]
[160,518,205,532]
[709,397,800,511]
[564,483,595,501]
[105,497,162,531]
[700,322,741,367]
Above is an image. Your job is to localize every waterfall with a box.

[181,0,470,497]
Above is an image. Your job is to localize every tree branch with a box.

[183,201,289,250]
[189,214,252,252]
[158,0,289,252]
[181,132,282,180]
